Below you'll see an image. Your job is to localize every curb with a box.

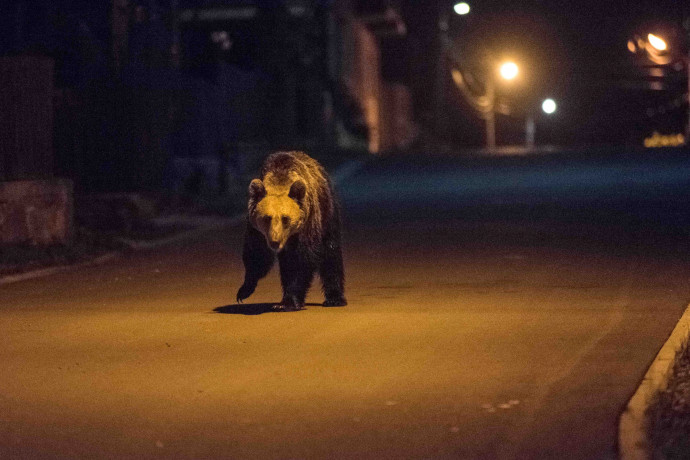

[0,252,119,287]
[116,215,244,250]
[618,302,690,459]
[0,217,241,287]
[0,218,238,287]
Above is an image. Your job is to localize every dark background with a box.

[395,0,688,146]
[0,0,690,158]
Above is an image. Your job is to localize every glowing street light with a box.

[542,98,557,114]
[628,31,689,143]
[453,2,471,15]
[499,61,519,80]
[647,33,667,51]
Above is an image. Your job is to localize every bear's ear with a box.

[288,179,306,204]
[249,179,266,200]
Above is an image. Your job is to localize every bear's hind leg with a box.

[320,245,347,307]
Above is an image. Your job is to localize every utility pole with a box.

[434,9,450,142]
[484,77,496,150]
[525,114,535,149]
[686,52,689,143]
[685,13,690,144]
[686,26,690,143]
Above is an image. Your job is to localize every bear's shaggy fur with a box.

[236,151,347,311]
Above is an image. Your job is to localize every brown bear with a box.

[236,151,347,311]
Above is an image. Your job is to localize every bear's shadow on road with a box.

[213,303,321,315]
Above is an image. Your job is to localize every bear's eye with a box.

[262,216,271,227]
[281,216,291,227]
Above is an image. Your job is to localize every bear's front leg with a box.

[275,250,314,311]
[237,226,275,303]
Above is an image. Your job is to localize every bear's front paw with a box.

[323,297,347,307]
[236,282,256,303]
[272,295,305,312]
[271,303,305,312]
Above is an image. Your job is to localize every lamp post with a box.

[525,98,556,149]
[485,78,496,149]
[484,60,518,150]
[435,3,470,141]
[648,32,690,143]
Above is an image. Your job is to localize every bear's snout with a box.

[266,217,289,251]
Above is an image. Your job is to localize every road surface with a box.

[2,148,690,459]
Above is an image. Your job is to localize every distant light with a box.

[627,40,637,53]
[211,31,229,43]
[181,6,258,22]
[542,98,557,114]
[647,33,667,51]
[499,61,518,80]
[644,131,685,148]
[453,2,471,15]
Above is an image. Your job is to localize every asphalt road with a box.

[2,148,690,459]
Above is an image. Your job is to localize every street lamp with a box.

[647,33,667,51]
[484,60,519,150]
[499,61,519,80]
[453,2,470,15]
[542,98,557,114]
[628,31,690,144]
[435,2,471,141]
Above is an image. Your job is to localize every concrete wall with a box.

[335,7,383,154]
[332,3,416,154]
[381,83,417,152]
[350,20,382,154]
[0,179,73,246]
[0,57,72,247]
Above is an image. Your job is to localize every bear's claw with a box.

[272,303,305,312]
[236,282,255,304]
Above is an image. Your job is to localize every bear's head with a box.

[248,178,307,252]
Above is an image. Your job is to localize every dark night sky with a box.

[396,0,688,146]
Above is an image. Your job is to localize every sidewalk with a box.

[0,214,233,287]
[619,303,690,459]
